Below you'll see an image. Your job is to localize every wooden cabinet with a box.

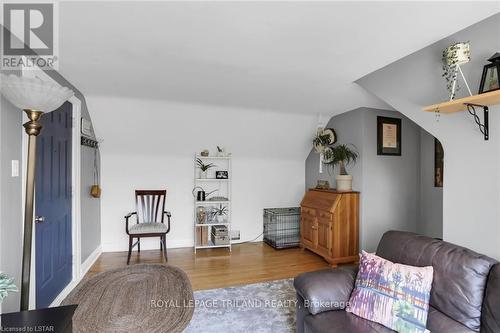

[300,189,359,266]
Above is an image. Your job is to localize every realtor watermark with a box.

[1,1,59,70]
[151,298,299,309]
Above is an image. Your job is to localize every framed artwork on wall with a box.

[377,116,401,156]
[434,139,444,187]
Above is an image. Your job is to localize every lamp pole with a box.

[20,109,44,311]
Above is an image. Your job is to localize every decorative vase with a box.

[336,175,353,191]
[216,215,225,223]
[200,170,207,179]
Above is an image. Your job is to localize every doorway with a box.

[35,101,73,308]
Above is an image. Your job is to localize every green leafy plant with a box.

[196,158,216,172]
[0,272,18,303]
[323,144,358,175]
[312,132,332,150]
[442,42,470,99]
[210,204,228,218]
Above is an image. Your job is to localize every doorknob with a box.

[35,216,45,224]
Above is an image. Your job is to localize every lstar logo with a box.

[1,2,59,70]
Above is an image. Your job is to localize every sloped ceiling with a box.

[58,1,499,114]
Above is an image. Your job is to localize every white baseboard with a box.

[80,245,102,277]
[49,245,102,308]
[102,239,192,252]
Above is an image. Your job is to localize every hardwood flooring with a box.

[86,242,330,290]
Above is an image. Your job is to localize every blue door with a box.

[35,101,73,308]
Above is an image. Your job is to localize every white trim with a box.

[80,245,102,278]
[20,68,83,309]
[48,245,102,308]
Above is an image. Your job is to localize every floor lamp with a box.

[0,74,74,311]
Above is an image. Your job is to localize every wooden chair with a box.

[124,190,171,264]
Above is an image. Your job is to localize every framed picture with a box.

[377,116,401,156]
[434,139,444,187]
[215,171,229,179]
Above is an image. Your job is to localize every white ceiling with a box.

[59,1,499,115]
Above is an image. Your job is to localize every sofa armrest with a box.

[293,265,358,315]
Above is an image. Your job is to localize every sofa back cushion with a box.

[481,263,500,333]
[376,231,497,332]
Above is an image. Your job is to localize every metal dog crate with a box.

[263,207,300,249]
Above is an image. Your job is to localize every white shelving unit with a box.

[194,154,232,253]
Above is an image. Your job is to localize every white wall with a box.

[86,96,316,251]
[358,14,500,258]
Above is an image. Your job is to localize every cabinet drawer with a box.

[301,207,316,217]
[317,210,332,220]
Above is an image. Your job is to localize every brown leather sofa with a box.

[294,231,500,333]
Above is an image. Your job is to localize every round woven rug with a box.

[62,264,194,333]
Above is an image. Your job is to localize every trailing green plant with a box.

[313,132,332,151]
[442,42,470,99]
[323,144,358,175]
[196,158,216,172]
[210,204,228,218]
[0,272,18,303]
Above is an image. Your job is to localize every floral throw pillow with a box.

[347,251,433,333]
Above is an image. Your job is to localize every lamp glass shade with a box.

[0,74,74,112]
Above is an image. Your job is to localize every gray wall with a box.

[357,14,500,258]
[418,129,443,238]
[80,145,101,261]
[0,95,23,312]
[306,107,431,251]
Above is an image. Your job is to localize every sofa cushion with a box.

[426,307,473,333]
[129,222,168,234]
[481,263,500,333]
[376,231,497,331]
[294,266,357,315]
[347,251,433,333]
[304,310,395,333]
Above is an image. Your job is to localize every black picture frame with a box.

[434,138,444,188]
[377,116,402,156]
[215,171,229,179]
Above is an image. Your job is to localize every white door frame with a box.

[20,67,82,309]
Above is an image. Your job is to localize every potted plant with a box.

[323,144,358,191]
[442,42,470,100]
[0,272,18,304]
[210,204,228,223]
[196,158,216,178]
[313,128,337,153]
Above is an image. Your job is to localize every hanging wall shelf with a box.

[423,90,500,140]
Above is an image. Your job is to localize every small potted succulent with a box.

[196,158,216,179]
[0,272,18,304]
[210,204,228,223]
[323,144,358,191]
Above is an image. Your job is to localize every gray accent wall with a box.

[0,95,23,312]
[357,14,500,258]
[306,107,442,251]
[418,129,443,239]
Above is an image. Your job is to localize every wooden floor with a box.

[86,242,330,291]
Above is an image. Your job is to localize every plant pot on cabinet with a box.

[200,170,207,179]
[336,175,353,191]
[216,215,225,223]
